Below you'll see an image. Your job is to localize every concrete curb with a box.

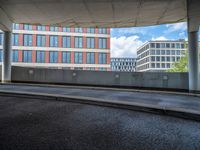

[0,90,199,121]
[1,82,200,97]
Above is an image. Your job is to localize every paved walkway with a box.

[0,83,200,120]
[1,95,200,150]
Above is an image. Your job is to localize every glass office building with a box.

[111,58,137,72]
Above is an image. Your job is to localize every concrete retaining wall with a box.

[5,66,189,90]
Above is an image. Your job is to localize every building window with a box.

[162,63,165,68]
[0,33,2,45]
[151,43,155,48]
[166,57,170,62]
[151,56,155,62]
[62,36,71,48]
[23,51,32,62]
[166,50,170,55]
[166,63,170,68]
[74,52,83,64]
[74,28,83,33]
[63,27,70,32]
[181,44,185,49]
[62,52,71,63]
[87,28,95,33]
[150,50,155,55]
[156,43,160,48]
[161,50,165,55]
[98,38,107,49]
[176,50,180,55]
[98,53,107,64]
[156,56,160,61]
[87,37,95,49]
[161,43,165,48]
[24,24,32,30]
[87,52,95,64]
[75,37,83,48]
[156,50,160,55]
[171,50,176,55]
[12,34,19,46]
[176,43,180,49]
[23,34,33,46]
[50,26,58,32]
[50,36,58,47]
[13,24,20,30]
[0,50,2,62]
[37,25,46,31]
[12,50,18,62]
[49,51,58,63]
[156,63,160,68]
[37,35,46,47]
[98,28,107,34]
[166,43,170,48]
[36,51,45,63]
[161,56,165,62]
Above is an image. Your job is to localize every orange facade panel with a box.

[32,35,36,46]
[45,51,49,63]
[18,50,23,62]
[71,52,74,64]
[32,51,36,63]
[58,51,62,63]
[83,52,87,64]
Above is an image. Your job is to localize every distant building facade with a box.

[136,40,186,72]
[0,24,110,71]
[111,58,137,72]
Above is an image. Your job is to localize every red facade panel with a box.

[83,28,87,33]
[58,51,62,63]
[46,35,50,47]
[70,28,74,32]
[58,36,62,48]
[107,53,110,64]
[19,34,23,46]
[95,52,98,64]
[83,52,87,64]
[32,51,36,63]
[45,51,49,63]
[19,24,23,30]
[83,37,87,48]
[71,52,74,64]
[95,28,98,34]
[71,36,75,48]
[32,35,37,46]
[46,26,50,31]
[95,37,99,49]
[107,28,110,34]
[32,25,37,30]
[107,38,110,49]
[18,50,23,62]
[59,27,63,32]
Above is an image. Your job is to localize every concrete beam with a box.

[187,0,200,32]
[0,8,12,31]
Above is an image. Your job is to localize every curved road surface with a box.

[0,95,200,150]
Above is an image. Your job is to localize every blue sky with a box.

[110,22,199,58]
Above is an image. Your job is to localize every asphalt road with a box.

[0,95,200,150]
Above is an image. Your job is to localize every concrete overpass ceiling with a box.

[0,0,187,28]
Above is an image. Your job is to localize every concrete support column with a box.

[188,30,199,92]
[2,31,12,83]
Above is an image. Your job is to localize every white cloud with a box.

[165,22,187,33]
[152,36,168,41]
[111,36,144,58]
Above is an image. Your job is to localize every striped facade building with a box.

[0,24,110,71]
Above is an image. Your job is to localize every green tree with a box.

[167,53,188,72]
